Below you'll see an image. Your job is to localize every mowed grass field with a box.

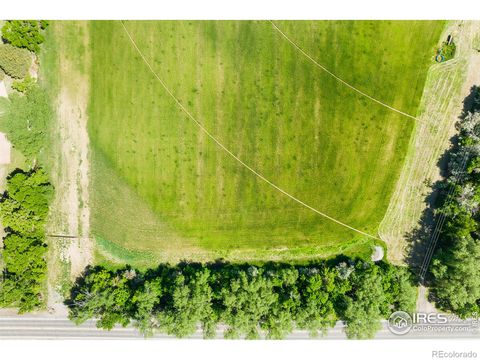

[86,21,445,265]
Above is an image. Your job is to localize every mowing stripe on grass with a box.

[120,20,380,240]
[269,21,420,122]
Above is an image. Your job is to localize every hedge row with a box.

[67,260,417,339]
[429,89,480,317]
[0,169,53,312]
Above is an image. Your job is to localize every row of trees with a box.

[429,88,480,317]
[67,260,417,339]
[0,21,54,313]
[0,168,53,312]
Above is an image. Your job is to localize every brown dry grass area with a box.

[0,132,11,165]
[379,21,480,264]
[47,21,92,291]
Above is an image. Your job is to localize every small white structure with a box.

[0,132,11,165]
[0,81,7,99]
[371,245,385,262]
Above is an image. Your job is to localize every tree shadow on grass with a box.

[404,85,480,284]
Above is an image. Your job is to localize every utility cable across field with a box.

[269,21,420,122]
[418,151,470,281]
[120,21,380,240]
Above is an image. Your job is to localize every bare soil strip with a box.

[0,132,11,166]
[47,22,92,312]
[379,21,480,264]
[0,81,7,98]
[56,23,92,275]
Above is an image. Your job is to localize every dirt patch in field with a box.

[0,132,11,165]
[0,81,7,98]
[56,82,92,276]
[48,22,92,283]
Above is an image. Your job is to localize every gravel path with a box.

[0,132,11,165]
[0,81,7,98]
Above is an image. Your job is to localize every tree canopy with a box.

[429,110,480,317]
[0,43,32,79]
[1,86,53,162]
[0,168,53,312]
[66,260,417,339]
[1,20,47,53]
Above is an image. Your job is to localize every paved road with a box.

[0,315,478,339]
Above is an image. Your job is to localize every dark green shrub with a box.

[0,43,32,79]
[39,20,50,30]
[474,86,480,112]
[1,86,53,161]
[11,74,37,93]
[1,20,45,53]
[441,41,456,61]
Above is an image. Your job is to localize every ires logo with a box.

[412,313,448,324]
[388,311,413,335]
[387,312,473,335]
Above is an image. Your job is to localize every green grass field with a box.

[84,21,444,265]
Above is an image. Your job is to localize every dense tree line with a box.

[11,75,37,94]
[429,90,480,317]
[0,20,55,315]
[0,168,53,312]
[67,260,416,339]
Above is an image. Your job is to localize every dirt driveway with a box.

[0,132,11,166]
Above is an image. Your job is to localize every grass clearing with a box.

[80,21,445,266]
[379,21,480,264]
[38,21,92,311]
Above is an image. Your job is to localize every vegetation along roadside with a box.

[3,20,477,341]
[0,20,54,312]
[67,259,417,339]
[428,87,480,317]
